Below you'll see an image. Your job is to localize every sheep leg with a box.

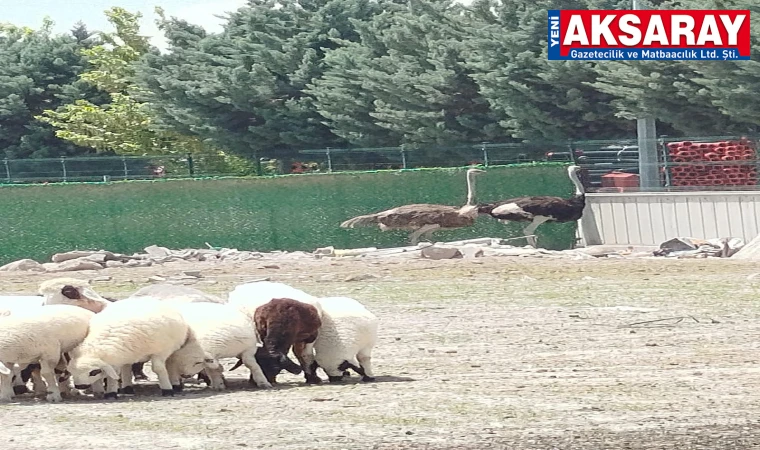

[30,366,47,395]
[240,349,272,389]
[150,356,174,397]
[293,341,320,384]
[54,358,74,397]
[118,365,135,395]
[357,349,376,382]
[132,362,148,381]
[104,374,119,400]
[166,361,184,393]
[39,359,63,403]
[91,379,105,398]
[12,365,29,395]
[0,362,14,402]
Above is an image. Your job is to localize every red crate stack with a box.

[667,138,758,187]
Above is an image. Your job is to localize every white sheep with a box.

[8,279,116,394]
[126,283,226,385]
[227,281,323,383]
[0,305,95,402]
[312,297,378,383]
[67,297,212,399]
[227,281,321,316]
[166,302,272,390]
[38,277,113,313]
[127,284,226,304]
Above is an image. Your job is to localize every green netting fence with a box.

[0,163,577,265]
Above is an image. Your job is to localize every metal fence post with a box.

[60,157,68,182]
[400,145,407,169]
[481,142,489,167]
[3,159,10,183]
[567,140,577,164]
[122,156,129,178]
[187,153,195,176]
[326,147,333,173]
[658,136,670,187]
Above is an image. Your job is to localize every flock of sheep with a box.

[0,278,379,402]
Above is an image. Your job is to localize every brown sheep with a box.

[253,298,322,384]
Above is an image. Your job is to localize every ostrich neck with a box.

[569,169,584,195]
[465,172,477,206]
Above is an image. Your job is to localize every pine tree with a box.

[464,0,634,142]
[0,19,100,158]
[37,8,255,174]
[135,0,378,164]
[309,0,501,148]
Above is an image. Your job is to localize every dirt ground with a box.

[2,254,760,449]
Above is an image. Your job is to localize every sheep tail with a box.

[340,214,380,228]
[0,362,10,376]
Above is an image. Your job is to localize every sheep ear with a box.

[0,362,10,376]
[102,365,119,380]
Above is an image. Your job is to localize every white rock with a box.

[421,246,462,260]
[44,258,104,272]
[144,245,172,257]
[0,259,45,272]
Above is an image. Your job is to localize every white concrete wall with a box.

[579,191,760,246]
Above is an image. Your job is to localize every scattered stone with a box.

[313,246,336,257]
[148,275,167,282]
[334,247,378,257]
[51,250,102,263]
[105,261,124,268]
[84,253,108,263]
[421,245,462,260]
[44,258,104,272]
[344,273,379,282]
[144,245,172,258]
[0,259,45,272]
[261,264,280,270]
[459,245,484,259]
[183,271,203,278]
[125,260,153,268]
[91,276,113,282]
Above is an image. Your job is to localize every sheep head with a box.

[38,277,112,313]
[68,356,119,389]
[254,348,303,383]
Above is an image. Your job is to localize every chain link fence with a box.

[4,135,760,189]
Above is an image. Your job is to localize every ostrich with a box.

[340,168,486,245]
[477,165,586,248]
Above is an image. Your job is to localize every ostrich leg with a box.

[419,224,441,243]
[522,217,551,248]
[408,224,440,245]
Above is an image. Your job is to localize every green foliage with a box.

[6,0,760,164]
[309,0,501,149]
[0,18,104,158]
[134,0,395,160]
[463,0,635,141]
[35,7,255,175]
